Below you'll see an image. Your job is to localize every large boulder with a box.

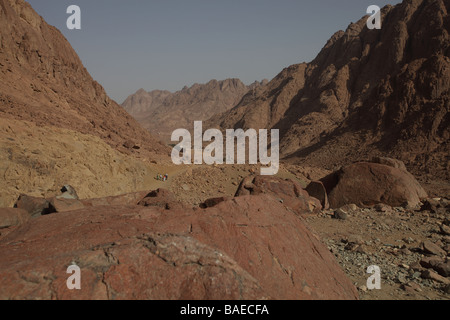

[187,196,357,299]
[0,195,357,300]
[235,176,322,213]
[321,162,428,208]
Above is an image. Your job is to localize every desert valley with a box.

[0,0,449,301]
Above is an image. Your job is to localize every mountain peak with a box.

[122,78,265,142]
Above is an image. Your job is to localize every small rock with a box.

[397,274,408,284]
[420,256,444,269]
[400,248,412,255]
[421,270,450,285]
[334,208,348,220]
[355,245,368,254]
[421,199,439,213]
[358,285,368,293]
[434,261,450,278]
[123,139,137,149]
[401,282,422,293]
[421,240,446,257]
[409,262,424,272]
[440,224,450,236]
[345,243,360,252]
[375,203,392,213]
[347,235,364,245]
[445,284,450,294]
[57,185,79,200]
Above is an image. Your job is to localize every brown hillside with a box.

[0,0,169,159]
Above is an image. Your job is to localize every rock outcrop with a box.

[0,194,358,300]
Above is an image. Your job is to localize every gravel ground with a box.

[306,199,450,300]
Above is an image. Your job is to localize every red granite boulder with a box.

[0,195,357,300]
[321,162,428,208]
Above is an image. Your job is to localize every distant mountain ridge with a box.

[122,78,268,142]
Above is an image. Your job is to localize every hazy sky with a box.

[27,0,402,104]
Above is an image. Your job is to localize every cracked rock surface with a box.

[0,194,358,300]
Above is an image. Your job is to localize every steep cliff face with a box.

[208,0,449,181]
[122,79,267,142]
[0,0,169,158]
[0,0,173,206]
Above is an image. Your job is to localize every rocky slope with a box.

[0,0,169,158]
[0,118,161,207]
[122,79,268,142]
[207,0,449,186]
[0,0,172,206]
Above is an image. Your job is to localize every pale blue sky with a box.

[27,0,402,103]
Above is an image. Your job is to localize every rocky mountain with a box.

[207,0,449,184]
[0,0,448,302]
[0,0,169,157]
[122,79,268,142]
[0,0,170,206]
